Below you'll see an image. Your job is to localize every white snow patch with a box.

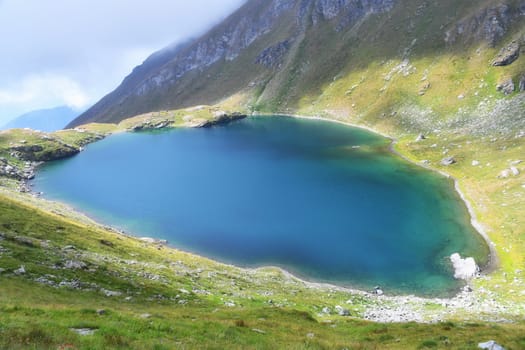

[450,253,479,280]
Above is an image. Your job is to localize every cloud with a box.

[0,75,88,108]
[0,0,246,123]
[0,75,90,123]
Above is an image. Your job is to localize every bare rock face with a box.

[255,40,292,68]
[492,40,520,66]
[445,3,519,47]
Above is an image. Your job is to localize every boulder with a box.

[496,78,515,95]
[415,134,426,142]
[373,286,384,295]
[478,340,505,350]
[14,265,26,275]
[335,305,351,316]
[321,307,331,314]
[70,328,97,336]
[441,156,456,166]
[64,260,87,270]
[492,41,520,66]
[450,253,479,280]
[519,75,525,92]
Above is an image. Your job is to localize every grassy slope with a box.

[1,180,525,349]
[1,107,525,348]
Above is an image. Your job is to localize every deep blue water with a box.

[33,116,488,296]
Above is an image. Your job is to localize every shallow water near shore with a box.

[33,116,489,296]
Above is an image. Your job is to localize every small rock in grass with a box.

[64,260,87,270]
[140,313,152,319]
[101,289,122,297]
[441,156,456,166]
[306,333,315,339]
[321,307,331,314]
[14,265,26,275]
[415,134,426,142]
[478,340,505,350]
[252,328,266,334]
[510,167,520,176]
[472,160,480,166]
[70,328,97,336]
[335,305,351,316]
[96,309,106,315]
[498,169,511,178]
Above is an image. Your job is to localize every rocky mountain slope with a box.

[70,0,525,132]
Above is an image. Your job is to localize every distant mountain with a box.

[69,0,525,136]
[3,106,78,132]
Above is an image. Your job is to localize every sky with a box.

[0,0,246,125]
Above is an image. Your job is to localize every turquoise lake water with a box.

[33,116,489,296]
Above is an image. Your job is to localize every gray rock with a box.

[14,265,26,275]
[499,169,511,178]
[492,41,520,66]
[478,340,505,350]
[70,328,97,336]
[510,167,520,176]
[415,134,426,142]
[335,305,351,316]
[255,40,292,68]
[321,307,331,314]
[373,286,384,295]
[497,78,515,95]
[140,313,152,319]
[472,160,480,166]
[64,260,87,270]
[519,75,525,92]
[96,309,106,315]
[441,157,456,166]
[101,289,122,297]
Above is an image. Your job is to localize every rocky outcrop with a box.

[255,40,292,68]
[492,40,520,66]
[311,0,395,30]
[198,112,247,128]
[497,78,515,95]
[445,2,524,46]
[9,143,79,162]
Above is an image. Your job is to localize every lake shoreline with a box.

[19,112,495,314]
[262,113,498,276]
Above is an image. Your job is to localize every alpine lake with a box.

[33,116,489,297]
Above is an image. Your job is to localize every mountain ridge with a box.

[3,106,78,132]
[69,0,525,131]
